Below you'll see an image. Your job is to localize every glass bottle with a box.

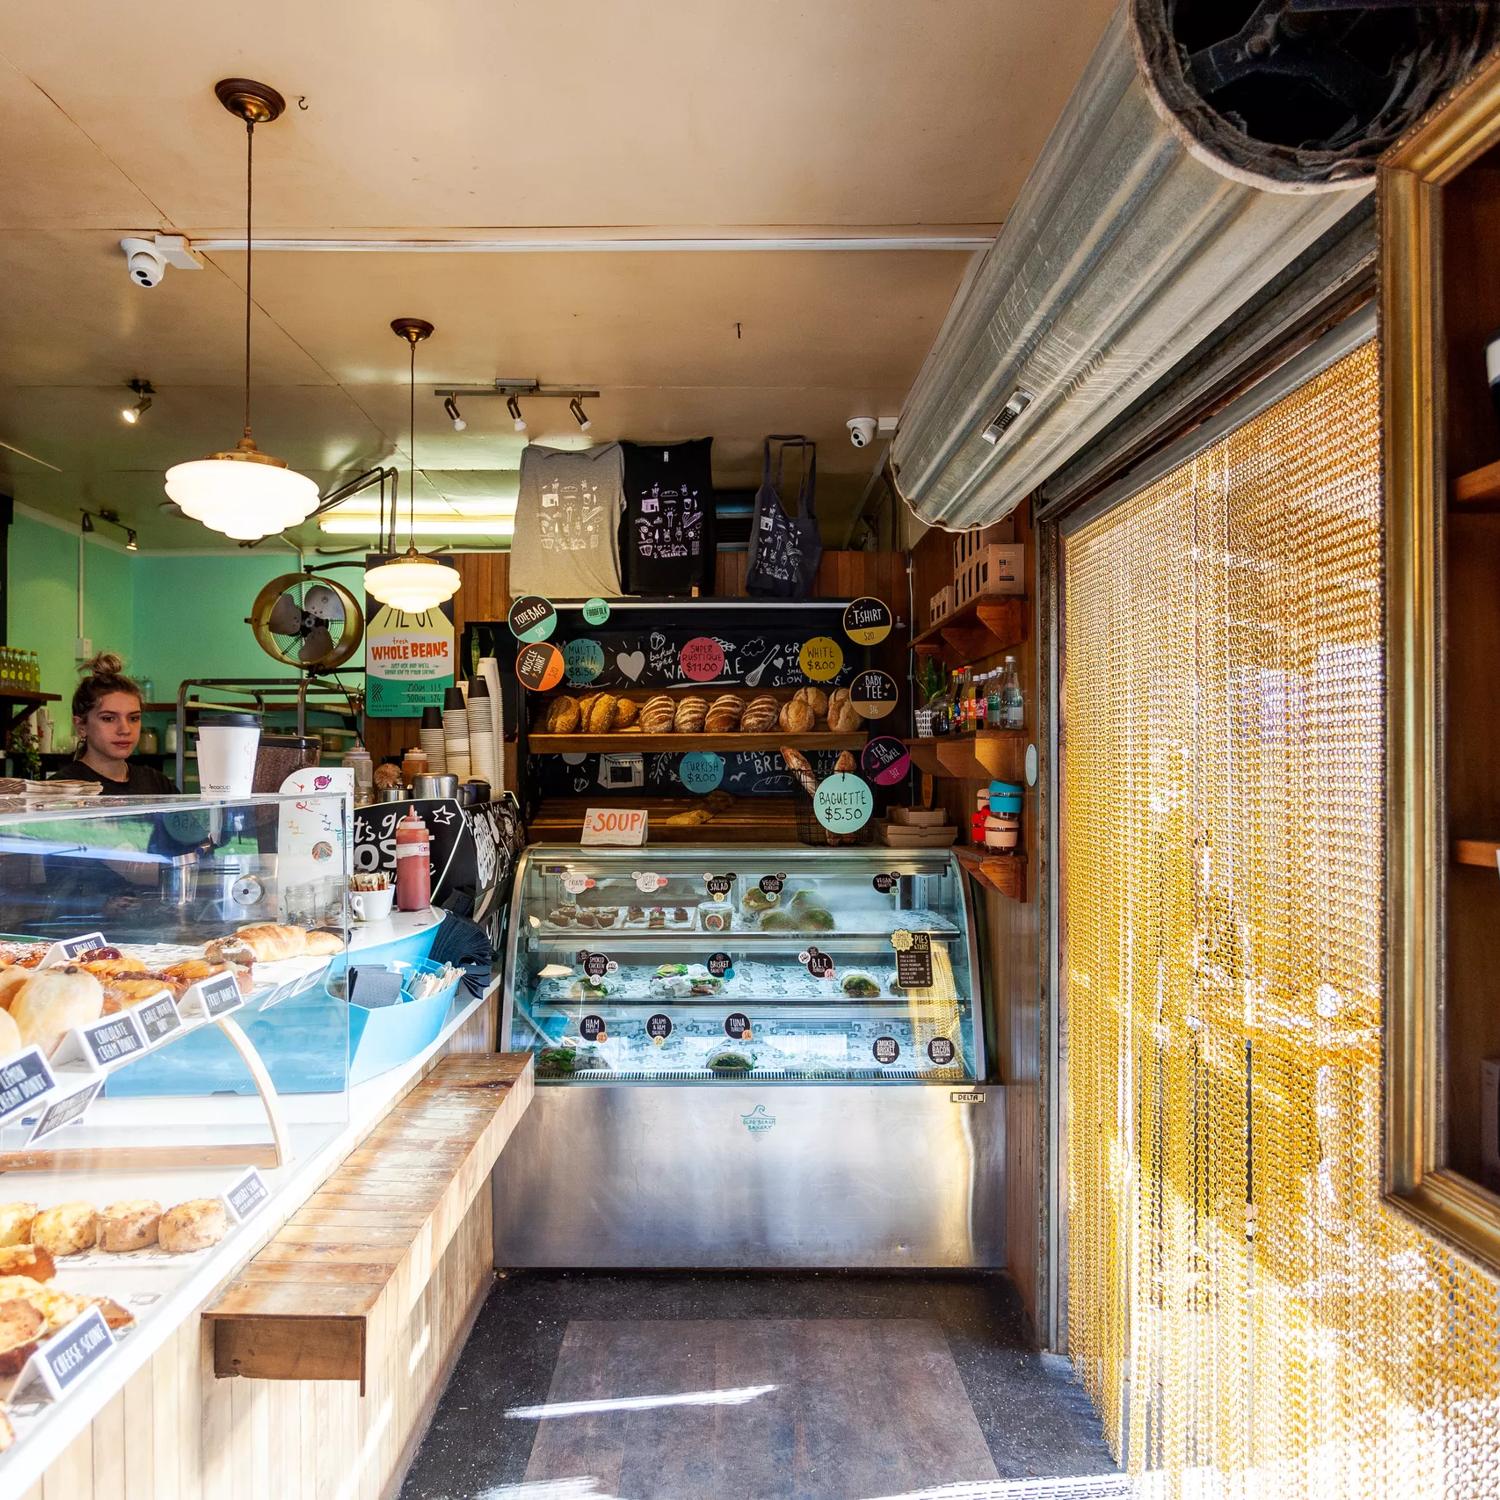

[986,669,1003,729]
[999,655,1025,730]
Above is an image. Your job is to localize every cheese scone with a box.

[32,1201,98,1256]
[0,1204,36,1249]
[159,1198,228,1254]
[98,1200,162,1254]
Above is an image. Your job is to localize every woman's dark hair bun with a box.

[80,651,126,679]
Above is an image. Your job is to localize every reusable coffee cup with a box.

[350,886,396,922]
[196,713,261,798]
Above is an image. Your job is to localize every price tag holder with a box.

[893,930,934,990]
[580,1013,609,1043]
[12,1306,115,1400]
[0,1047,56,1125]
[724,1012,753,1041]
[53,1011,148,1072]
[581,807,649,846]
[38,931,108,968]
[27,1077,105,1144]
[872,1036,901,1066]
[180,971,245,1021]
[135,992,184,1048]
[224,1167,271,1224]
[646,1013,673,1045]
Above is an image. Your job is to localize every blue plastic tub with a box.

[346,958,464,1086]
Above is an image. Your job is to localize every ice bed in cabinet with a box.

[494,845,1005,1268]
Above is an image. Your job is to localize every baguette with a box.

[302,931,344,957]
[206,925,308,965]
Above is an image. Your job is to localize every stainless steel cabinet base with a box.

[492,1082,1007,1269]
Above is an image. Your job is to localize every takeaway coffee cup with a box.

[197,713,262,798]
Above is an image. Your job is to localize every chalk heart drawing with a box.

[617,650,646,681]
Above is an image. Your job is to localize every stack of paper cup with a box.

[419,705,446,775]
[467,678,497,787]
[442,685,470,782]
[475,656,505,791]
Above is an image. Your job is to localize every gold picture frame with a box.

[1383,48,1500,1268]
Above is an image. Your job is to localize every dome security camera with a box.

[847,417,878,449]
[120,237,167,288]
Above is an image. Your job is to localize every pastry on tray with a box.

[0,1296,45,1379]
[205,924,310,965]
[155,960,252,998]
[9,969,104,1058]
[102,978,174,1015]
[0,1245,55,1282]
[158,1198,229,1255]
[0,1206,36,1250]
[32,1202,97,1257]
[99,1200,162,1254]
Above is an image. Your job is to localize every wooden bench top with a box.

[204,1051,533,1390]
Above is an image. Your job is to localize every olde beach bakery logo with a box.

[740,1104,776,1136]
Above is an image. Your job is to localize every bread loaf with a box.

[0,968,30,1011]
[0,1009,19,1062]
[583,694,617,734]
[674,696,708,733]
[99,1200,162,1254]
[303,931,343,957]
[834,750,858,774]
[741,695,779,733]
[206,925,307,964]
[32,1201,97,1256]
[705,694,744,734]
[779,698,816,734]
[640,694,675,733]
[159,1198,229,1254]
[0,1205,36,1249]
[544,695,581,733]
[613,697,639,729]
[0,1244,54,1281]
[11,969,104,1057]
[793,686,829,720]
[828,688,860,733]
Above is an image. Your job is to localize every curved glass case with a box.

[504,845,983,1082]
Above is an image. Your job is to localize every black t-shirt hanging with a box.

[621,438,715,595]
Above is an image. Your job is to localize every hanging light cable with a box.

[164,80,318,542]
[364,319,462,612]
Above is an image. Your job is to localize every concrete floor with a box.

[400,1271,1118,1500]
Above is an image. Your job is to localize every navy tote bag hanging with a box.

[746,435,821,600]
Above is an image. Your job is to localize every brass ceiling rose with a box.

[213,77,286,125]
[390,317,435,344]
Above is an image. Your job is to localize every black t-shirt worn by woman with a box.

[50,758,179,795]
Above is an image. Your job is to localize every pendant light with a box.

[363,319,462,612]
[164,80,318,542]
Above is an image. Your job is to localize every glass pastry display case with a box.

[495,845,1004,1268]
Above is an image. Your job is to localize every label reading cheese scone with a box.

[14,1306,115,1400]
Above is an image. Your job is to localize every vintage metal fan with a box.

[247,572,364,670]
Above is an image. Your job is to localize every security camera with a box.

[121,237,167,288]
[847,417,878,449]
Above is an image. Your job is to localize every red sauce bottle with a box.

[394,808,432,912]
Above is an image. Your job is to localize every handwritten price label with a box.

[564,638,606,685]
[798,636,844,682]
[679,636,726,682]
[679,751,725,795]
[508,595,558,643]
[813,772,873,833]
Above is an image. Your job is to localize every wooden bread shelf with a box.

[204,1052,533,1390]
[1453,460,1500,510]
[954,844,1027,901]
[904,730,1026,780]
[1454,838,1500,868]
[912,593,1028,662]
[529,731,866,753]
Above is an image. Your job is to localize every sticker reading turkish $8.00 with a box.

[707,952,735,979]
[564,638,606,685]
[646,1013,673,1045]
[679,751,725,795]
[861,735,911,787]
[798,635,844,682]
[516,641,565,693]
[843,596,893,646]
[724,1012,753,1041]
[927,1037,957,1067]
[873,1036,901,1065]
[580,1014,608,1043]
[508,595,557,644]
[850,669,899,721]
[582,597,611,626]
[813,772,873,833]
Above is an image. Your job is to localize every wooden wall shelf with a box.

[954,844,1026,901]
[0,689,59,735]
[205,1052,533,1391]
[912,594,1028,663]
[1453,460,1500,511]
[529,794,803,844]
[1454,838,1499,869]
[904,731,1026,781]
[529,731,865,754]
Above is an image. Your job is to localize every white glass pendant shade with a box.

[165,442,319,542]
[364,551,461,611]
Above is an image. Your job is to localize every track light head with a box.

[80,511,95,534]
[125,529,139,551]
[443,396,466,432]
[122,379,154,424]
[507,394,527,433]
[569,396,592,433]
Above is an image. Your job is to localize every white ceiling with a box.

[0,0,1117,549]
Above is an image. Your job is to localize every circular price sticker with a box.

[579,952,616,979]
[803,948,835,979]
[798,635,844,682]
[582,597,612,626]
[843,597,893,646]
[646,1013,673,1044]
[927,1037,956,1066]
[861,736,911,786]
[516,641,565,693]
[873,1036,901,1065]
[561,874,595,895]
[564,638,606,686]
[707,952,735,979]
[632,871,668,893]
[850,669,899,720]
[508,595,557,644]
[580,1014,608,1043]
[758,874,786,897]
[679,636,726,682]
[702,872,736,898]
[679,751,725,795]
[890,929,914,951]
[872,872,900,895]
[724,1012,753,1041]
[813,772,873,833]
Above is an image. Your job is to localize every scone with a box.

[0,1244,55,1281]
[0,1204,36,1249]
[159,1198,229,1254]
[32,1201,98,1256]
[98,1199,162,1254]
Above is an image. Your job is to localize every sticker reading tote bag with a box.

[746,435,821,600]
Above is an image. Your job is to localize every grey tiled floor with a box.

[399,1271,1117,1500]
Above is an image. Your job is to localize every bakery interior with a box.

[3,4,1500,1499]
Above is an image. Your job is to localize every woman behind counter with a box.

[51,652,178,794]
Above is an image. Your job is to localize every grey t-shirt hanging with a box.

[509,443,626,599]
